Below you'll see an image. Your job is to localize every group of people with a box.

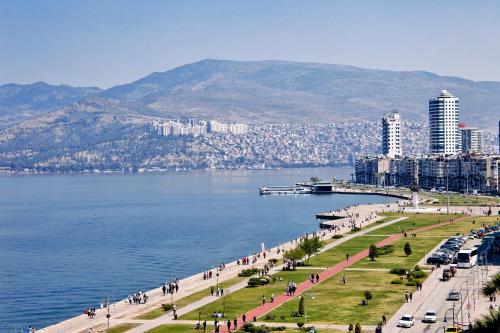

[127,291,148,304]
[83,308,96,318]
[285,281,298,296]
[162,280,180,295]
[210,285,225,297]
[309,273,320,284]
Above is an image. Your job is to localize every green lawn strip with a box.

[352,237,443,269]
[180,270,320,322]
[107,323,140,333]
[145,324,346,333]
[145,324,197,333]
[135,276,247,320]
[261,270,413,325]
[306,236,387,268]
[363,213,458,236]
[417,216,499,237]
[425,194,500,206]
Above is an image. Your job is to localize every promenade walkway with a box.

[39,202,404,333]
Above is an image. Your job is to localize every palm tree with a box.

[471,308,500,332]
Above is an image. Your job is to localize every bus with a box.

[456,248,478,268]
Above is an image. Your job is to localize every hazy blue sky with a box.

[1,0,500,88]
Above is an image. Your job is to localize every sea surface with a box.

[0,168,397,331]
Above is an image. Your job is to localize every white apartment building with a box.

[429,90,460,155]
[460,127,484,154]
[382,111,402,158]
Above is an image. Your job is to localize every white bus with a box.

[456,248,478,268]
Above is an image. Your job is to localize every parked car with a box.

[422,310,437,323]
[448,290,460,301]
[398,314,415,328]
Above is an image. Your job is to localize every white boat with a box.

[259,185,312,195]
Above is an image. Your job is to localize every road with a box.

[384,239,497,333]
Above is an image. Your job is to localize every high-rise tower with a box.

[429,90,460,155]
[382,111,402,158]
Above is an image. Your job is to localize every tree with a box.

[364,291,373,304]
[298,296,305,316]
[299,236,324,263]
[368,244,378,261]
[472,308,500,332]
[355,322,362,333]
[403,242,412,256]
[284,247,305,270]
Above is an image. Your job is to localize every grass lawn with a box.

[261,270,413,325]
[366,213,458,236]
[352,237,442,269]
[145,324,347,333]
[425,193,500,206]
[107,323,140,333]
[135,276,247,320]
[418,216,500,237]
[145,324,197,333]
[306,236,387,267]
[180,270,320,322]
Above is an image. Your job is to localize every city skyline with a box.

[2,1,500,87]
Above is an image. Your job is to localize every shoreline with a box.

[38,199,407,333]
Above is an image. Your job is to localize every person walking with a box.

[346,253,349,261]
[233,318,238,330]
[262,295,266,305]
[405,292,409,303]
[162,284,166,296]
[242,313,247,323]
[382,314,387,325]
[203,320,207,333]
[409,292,413,302]
[227,320,231,332]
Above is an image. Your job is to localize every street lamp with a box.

[303,291,315,325]
[444,307,455,325]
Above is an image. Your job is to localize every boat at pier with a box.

[259,185,312,195]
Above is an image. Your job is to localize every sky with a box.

[1,0,500,88]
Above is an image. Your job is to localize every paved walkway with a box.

[212,218,460,333]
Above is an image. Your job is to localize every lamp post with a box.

[445,162,450,215]
[303,291,315,325]
[444,307,455,325]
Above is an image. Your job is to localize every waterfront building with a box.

[382,111,402,158]
[460,127,484,154]
[429,90,461,155]
[355,156,391,186]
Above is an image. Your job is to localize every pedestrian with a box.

[410,292,413,302]
[233,318,238,330]
[271,293,275,303]
[405,292,409,303]
[210,286,214,296]
[203,320,207,333]
[342,275,347,284]
[346,253,349,261]
[227,319,231,332]
[316,273,320,283]
[262,294,266,305]
[382,314,387,325]
[242,313,246,323]
[162,284,166,296]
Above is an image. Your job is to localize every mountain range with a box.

[1,59,500,129]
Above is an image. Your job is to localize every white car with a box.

[398,314,415,328]
[422,310,437,323]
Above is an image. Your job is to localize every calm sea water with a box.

[0,168,397,331]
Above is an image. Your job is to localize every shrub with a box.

[389,267,408,275]
[242,323,255,332]
[368,244,378,261]
[332,234,343,239]
[414,265,421,271]
[351,227,361,232]
[404,242,412,256]
[298,296,305,316]
[270,327,286,331]
[247,277,270,287]
[378,245,394,255]
[355,323,362,333]
[348,324,354,332]
[161,303,173,312]
[410,270,427,279]
[265,314,275,320]
[268,258,279,264]
[391,279,403,285]
[297,322,304,328]
[239,268,259,277]
[405,281,417,286]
